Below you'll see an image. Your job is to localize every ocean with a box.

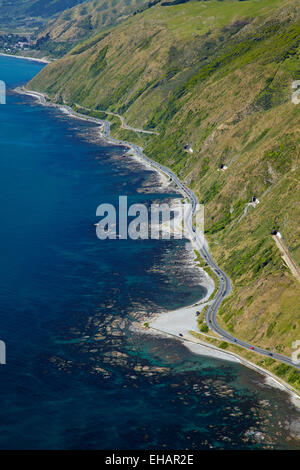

[0,55,299,450]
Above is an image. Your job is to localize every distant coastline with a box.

[0,52,51,63]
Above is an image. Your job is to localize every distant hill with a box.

[34,0,149,56]
[0,0,87,31]
[0,0,149,56]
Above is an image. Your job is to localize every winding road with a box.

[143,156,300,370]
[105,125,300,371]
[75,104,159,135]
[68,106,300,371]
[19,87,300,371]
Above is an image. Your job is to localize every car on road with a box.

[250,346,254,350]
[179,333,183,337]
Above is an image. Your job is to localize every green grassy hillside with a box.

[29,0,300,383]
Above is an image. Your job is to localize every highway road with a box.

[20,87,300,372]
[74,104,159,135]
[122,146,300,371]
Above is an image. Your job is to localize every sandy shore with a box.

[150,280,214,340]
[0,53,51,63]
[16,85,300,403]
[124,147,172,191]
[150,305,241,365]
[149,313,300,404]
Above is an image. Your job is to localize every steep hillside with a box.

[34,0,148,56]
[29,0,300,386]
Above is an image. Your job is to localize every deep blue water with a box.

[0,55,299,450]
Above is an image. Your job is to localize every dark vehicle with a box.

[179,333,183,337]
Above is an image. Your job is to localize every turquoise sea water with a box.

[0,55,299,450]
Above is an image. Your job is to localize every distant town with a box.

[0,33,33,55]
